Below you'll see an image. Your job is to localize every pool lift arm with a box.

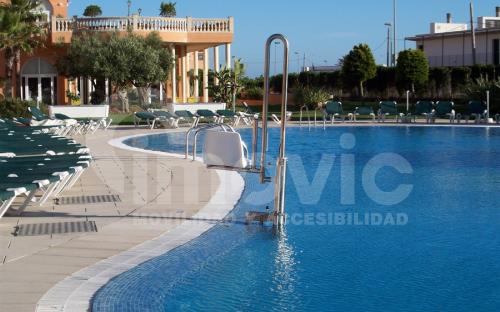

[185,34,290,227]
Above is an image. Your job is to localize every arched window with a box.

[21,58,57,76]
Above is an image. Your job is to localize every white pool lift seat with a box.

[203,130,250,169]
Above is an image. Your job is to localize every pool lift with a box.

[184,34,290,227]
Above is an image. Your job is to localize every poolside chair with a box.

[350,106,376,122]
[411,101,434,123]
[431,101,455,123]
[324,101,346,123]
[151,110,180,128]
[174,110,198,128]
[271,111,293,125]
[238,102,259,125]
[378,101,402,123]
[134,111,160,129]
[0,190,17,218]
[196,109,220,125]
[28,106,78,127]
[216,109,241,126]
[457,101,488,124]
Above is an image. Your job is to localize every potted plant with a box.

[66,90,81,105]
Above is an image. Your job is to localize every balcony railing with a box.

[53,16,233,33]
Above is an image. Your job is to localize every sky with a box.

[68,0,500,77]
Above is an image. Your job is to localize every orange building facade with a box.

[0,0,234,105]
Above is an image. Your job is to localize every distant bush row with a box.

[258,64,500,100]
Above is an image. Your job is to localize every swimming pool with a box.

[93,126,500,312]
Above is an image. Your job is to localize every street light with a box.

[393,0,397,66]
[232,56,237,112]
[384,22,392,67]
[138,8,142,16]
[294,52,300,73]
[127,0,131,17]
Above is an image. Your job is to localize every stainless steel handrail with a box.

[261,34,289,227]
[299,105,311,128]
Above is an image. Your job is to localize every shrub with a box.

[294,86,330,109]
[0,98,36,119]
[465,77,500,112]
[244,87,263,100]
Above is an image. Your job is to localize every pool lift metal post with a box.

[261,34,290,227]
[184,34,290,228]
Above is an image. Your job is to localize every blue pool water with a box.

[93,126,500,312]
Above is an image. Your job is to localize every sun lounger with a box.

[216,109,241,126]
[29,106,78,127]
[350,106,376,122]
[431,101,455,123]
[378,101,402,123]
[411,101,434,123]
[174,110,198,128]
[151,110,180,128]
[324,101,346,123]
[457,101,488,124]
[271,112,293,125]
[196,109,220,125]
[134,111,160,129]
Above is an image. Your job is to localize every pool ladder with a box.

[299,105,325,130]
[183,34,290,228]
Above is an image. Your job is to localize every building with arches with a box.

[0,0,234,106]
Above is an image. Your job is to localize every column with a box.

[159,82,163,103]
[181,46,187,103]
[186,50,191,100]
[171,46,177,103]
[105,79,109,104]
[194,51,199,100]
[225,43,232,69]
[213,46,220,85]
[203,48,209,103]
[87,78,92,104]
[50,78,54,105]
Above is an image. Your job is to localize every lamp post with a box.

[393,0,397,66]
[294,52,300,73]
[384,22,392,67]
[138,8,142,16]
[232,56,237,112]
[127,0,131,17]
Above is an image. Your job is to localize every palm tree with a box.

[0,0,45,98]
[159,2,176,17]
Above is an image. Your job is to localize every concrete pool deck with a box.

[0,126,244,312]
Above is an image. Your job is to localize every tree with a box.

[83,5,102,17]
[56,33,107,104]
[57,33,173,111]
[340,44,376,97]
[159,2,176,17]
[0,0,45,98]
[208,68,238,105]
[396,49,429,93]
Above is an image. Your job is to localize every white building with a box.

[406,7,500,67]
